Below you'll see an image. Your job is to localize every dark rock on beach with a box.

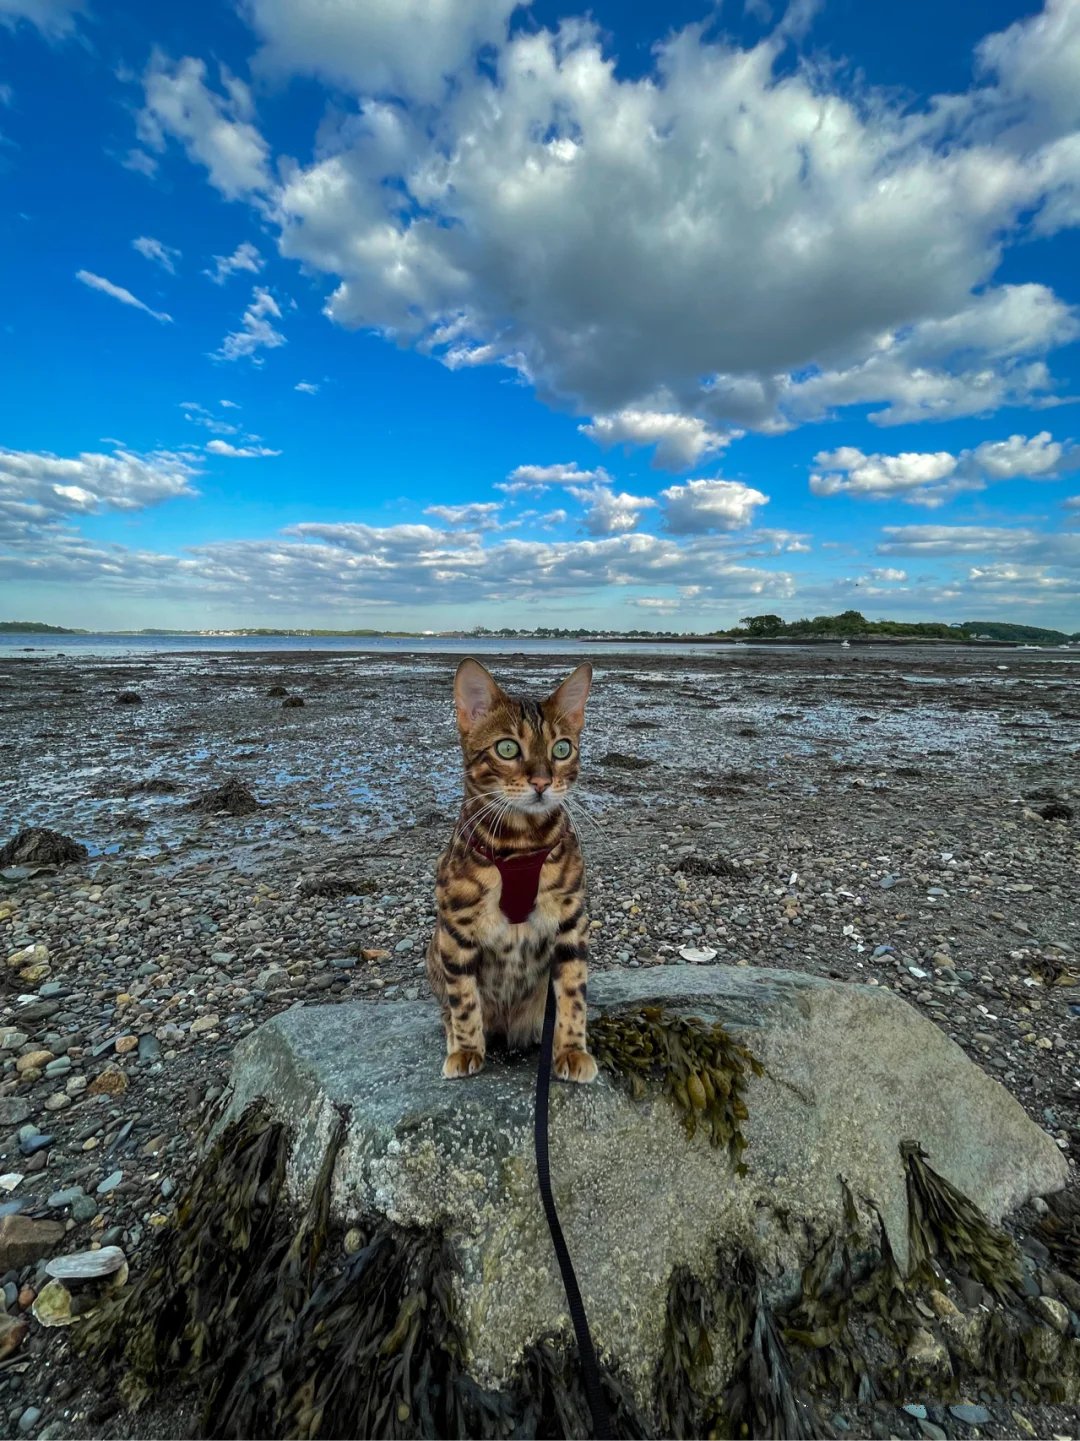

[0,827,87,867]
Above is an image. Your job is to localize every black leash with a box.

[535,971,613,1440]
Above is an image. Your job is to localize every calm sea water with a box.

[1,632,1076,663]
[0,631,732,659]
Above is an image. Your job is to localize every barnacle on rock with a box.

[902,1142,1021,1299]
[589,1004,763,1169]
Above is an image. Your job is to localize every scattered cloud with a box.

[501,463,607,495]
[180,401,240,437]
[581,410,733,471]
[424,501,502,528]
[121,148,158,178]
[811,431,1080,506]
[0,0,83,40]
[219,399,240,409]
[205,439,281,458]
[0,444,198,546]
[878,524,1080,574]
[205,240,263,284]
[75,269,172,324]
[214,285,285,362]
[294,380,318,394]
[132,235,180,274]
[659,479,769,534]
[137,53,272,202]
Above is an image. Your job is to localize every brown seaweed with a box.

[589,1004,763,1169]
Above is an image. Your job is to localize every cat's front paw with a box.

[554,1047,598,1084]
[443,1048,485,1078]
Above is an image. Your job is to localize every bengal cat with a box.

[426,658,597,1083]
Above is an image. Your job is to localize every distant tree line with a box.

[727,611,1078,644]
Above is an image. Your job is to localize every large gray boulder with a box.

[226,965,1067,1403]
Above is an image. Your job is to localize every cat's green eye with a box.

[495,739,520,759]
[552,739,573,760]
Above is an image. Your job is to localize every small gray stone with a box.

[903,1404,928,1420]
[71,1195,99,1222]
[138,1034,162,1064]
[394,938,415,953]
[18,1407,41,1434]
[918,1423,947,1441]
[95,1170,123,1196]
[160,1177,176,1199]
[46,1187,85,1210]
[18,1132,53,1158]
[0,1098,31,1127]
[949,1403,991,1425]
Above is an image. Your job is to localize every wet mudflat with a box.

[0,644,1078,1438]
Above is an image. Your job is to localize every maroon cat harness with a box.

[466,838,556,923]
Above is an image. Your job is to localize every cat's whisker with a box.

[455,794,505,847]
[560,796,618,856]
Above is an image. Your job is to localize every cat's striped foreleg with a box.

[434,922,486,1078]
[550,914,597,1084]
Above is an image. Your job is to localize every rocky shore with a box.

[0,644,1077,1438]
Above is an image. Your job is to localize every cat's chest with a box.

[475,859,569,948]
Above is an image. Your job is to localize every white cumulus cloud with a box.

[243,0,521,105]
[580,409,732,471]
[811,430,1080,506]
[660,478,769,534]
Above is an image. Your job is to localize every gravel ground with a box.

[0,644,1078,1439]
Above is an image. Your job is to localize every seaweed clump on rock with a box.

[903,1141,1021,1299]
[187,778,263,816]
[79,1102,649,1440]
[589,1004,763,1167]
[0,827,88,867]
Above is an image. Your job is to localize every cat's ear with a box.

[455,658,502,730]
[548,662,592,730]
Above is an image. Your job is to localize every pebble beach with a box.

[0,642,1078,1438]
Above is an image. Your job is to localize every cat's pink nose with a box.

[530,777,551,795]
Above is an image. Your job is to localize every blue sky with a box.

[2,0,1079,632]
